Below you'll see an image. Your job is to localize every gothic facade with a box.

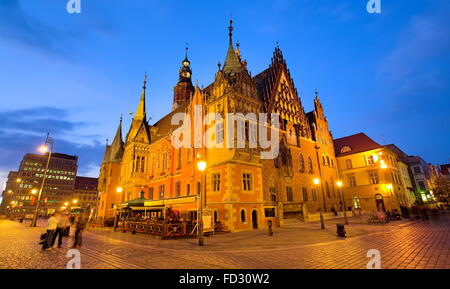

[97,21,341,231]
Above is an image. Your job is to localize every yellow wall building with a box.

[334,133,415,215]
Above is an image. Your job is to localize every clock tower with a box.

[173,48,195,110]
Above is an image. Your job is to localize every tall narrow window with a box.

[312,189,318,201]
[308,156,314,174]
[186,184,190,196]
[348,175,357,187]
[241,209,246,223]
[149,187,154,200]
[365,155,375,166]
[286,187,293,202]
[159,185,165,199]
[299,154,305,173]
[196,181,201,194]
[369,172,379,184]
[175,182,181,197]
[242,173,252,191]
[345,159,353,169]
[302,188,308,202]
[216,122,224,144]
[177,148,182,169]
[141,156,145,173]
[212,173,221,192]
[249,122,257,146]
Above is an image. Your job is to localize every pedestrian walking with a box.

[63,213,71,237]
[72,214,88,248]
[42,213,58,250]
[51,212,68,248]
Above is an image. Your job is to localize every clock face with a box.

[183,71,191,78]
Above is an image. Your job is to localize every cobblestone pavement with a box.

[1,213,449,269]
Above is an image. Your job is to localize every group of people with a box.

[41,211,88,251]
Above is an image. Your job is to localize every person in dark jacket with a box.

[72,214,88,248]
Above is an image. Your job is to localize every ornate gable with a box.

[253,46,311,138]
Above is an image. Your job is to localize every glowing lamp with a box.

[197,161,207,172]
[313,178,320,185]
[38,145,48,154]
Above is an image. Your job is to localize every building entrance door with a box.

[375,194,385,213]
[251,210,258,229]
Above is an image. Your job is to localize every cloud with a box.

[379,11,450,81]
[0,0,116,58]
[0,106,105,189]
[0,0,70,56]
[0,107,91,136]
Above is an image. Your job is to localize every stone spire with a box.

[109,115,124,162]
[125,75,152,144]
[222,19,242,75]
[135,74,147,121]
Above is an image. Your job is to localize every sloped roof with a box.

[151,102,189,142]
[333,133,383,157]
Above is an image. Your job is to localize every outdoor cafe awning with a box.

[115,195,197,210]
[144,195,197,207]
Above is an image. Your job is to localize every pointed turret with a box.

[314,89,326,120]
[125,75,152,144]
[109,116,124,162]
[173,47,195,110]
[135,74,147,121]
[222,19,243,75]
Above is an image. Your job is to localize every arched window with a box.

[214,211,218,223]
[353,196,361,209]
[326,155,331,166]
[325,182,331,198]
[241,209,246,223]
[308,156,314,174]
[196,182,201,194]
[299,154,305,173]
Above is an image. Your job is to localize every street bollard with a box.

[268,220,273,236]
[336,224,346,238]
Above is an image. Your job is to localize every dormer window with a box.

[341,146,352,154]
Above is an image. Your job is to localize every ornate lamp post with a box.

[113,187,123,230]
[314,178,325,230]
[337,181,349,225]
[30,133,53,227]
[197,160,207,246]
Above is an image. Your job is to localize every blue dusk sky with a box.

[0,0,449,192]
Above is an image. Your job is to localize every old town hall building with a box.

[97,21,342,232]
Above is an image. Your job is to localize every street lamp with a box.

[387,184,396,211]
[31,133,53,227]
[313,178,325,230]
[337,181,349,225]
[31,189,37,195]
[116,187,123,193]
[72,199,78,205]
[197,160,207,246]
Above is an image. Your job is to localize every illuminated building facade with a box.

[97,21,342,231]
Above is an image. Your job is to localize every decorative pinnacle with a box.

[228,18,233,45]
[143,73,147,90]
